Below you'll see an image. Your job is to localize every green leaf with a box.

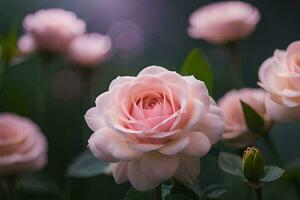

[165,194,193,200]
[218,152,244,179]
[2,23,19,64]
[201,185,227,199]
[125,187,156,200]
[66,150,109,178]
[283,158,300,180]
[162,180,174,199]
[260,166,285,182]
[170,180,200,200]
[17,173,62,198]
[181,48,213,95]
[240,101,265,134]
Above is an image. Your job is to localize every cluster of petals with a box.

[259,41,300,122]
[188,1,260,44]
[67,33,112,67]
[0,113,47,175]
[218,88,271,148]
[85,66,225,191]
[19,8,86,54]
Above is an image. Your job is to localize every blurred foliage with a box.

[181,48,213,95]
[1,0,300,199]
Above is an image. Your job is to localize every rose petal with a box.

[128,142,163,153]
[88,127,141,162]
[182,132,211,158]
[137,66,168,76]
[199,113,224,145]
[265,95,300,122]
[159,137,190,155]
[109,76,134,90]
[140,152,179,184]
[183,99,205,130]
[109,139,142,161]
[174,157,200,185]
[84,107,105,131]
[127,159,161,191]
[112,162,128,184]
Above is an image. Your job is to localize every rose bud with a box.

[259,41,300,122]
[0,113,47,176]
[242,147,264,182]
[67,33,112,67]
[218,88,271,148]
[85,66,225,191]
[22,8,86,53]
[188,1,260,44]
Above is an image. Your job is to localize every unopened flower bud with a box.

[242,147,264,182]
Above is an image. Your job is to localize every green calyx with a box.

[242,147,265,182]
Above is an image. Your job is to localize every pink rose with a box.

[18,34,36,55]
[85,66,225,191]
[218,88,271,148]
[259,41,300,122]
[0,113,47,175]
[67,33,112,67]
[188,1,260,44]
[23,8,86,53]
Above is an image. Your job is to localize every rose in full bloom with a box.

[67,33,112,67]
[218,88,271,148]
[188,1,260,44]
[0,113,47,175]
[23,8,86,53]
[85,66,225,191]
[18,34,36,55]
[259,41,300,122]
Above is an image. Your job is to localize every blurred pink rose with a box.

[18,35,36,55]
[0,113,47,175]
[85,66,224,191]
[218,88,270,148]
[259,41,300,122]
[68,33,112,67]
[188,1,260,44]
[23,8,86,53]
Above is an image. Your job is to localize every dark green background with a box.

[0,0,300,199]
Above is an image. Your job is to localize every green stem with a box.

[264,135,283,166]
[35,56,50,127]
[79,68,93,148]
[64,178,71,200]
[227,41,243,88]
[0,64,6,98]
[5,176,16,200]
[255,187,262,200]
[264,135,300,197]
[155,184,162,200]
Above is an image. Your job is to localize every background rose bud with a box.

[67,33,112,67]
[85,66,225,191]
[18,34,36,55]
[188,1,260,44]
[0,113,48,176]
[242,147,264,182]
[259,41,300,122]
[23,8,86,53]
[218,88,271,148]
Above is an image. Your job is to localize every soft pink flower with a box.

[0,113,47,175]
[68,33,111,67]
[188,1,260,44]
[18,34,36,55]
[218,88,271,148]
[259,41,300,122]
[85,66,225,191]
[23,8,86,53]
